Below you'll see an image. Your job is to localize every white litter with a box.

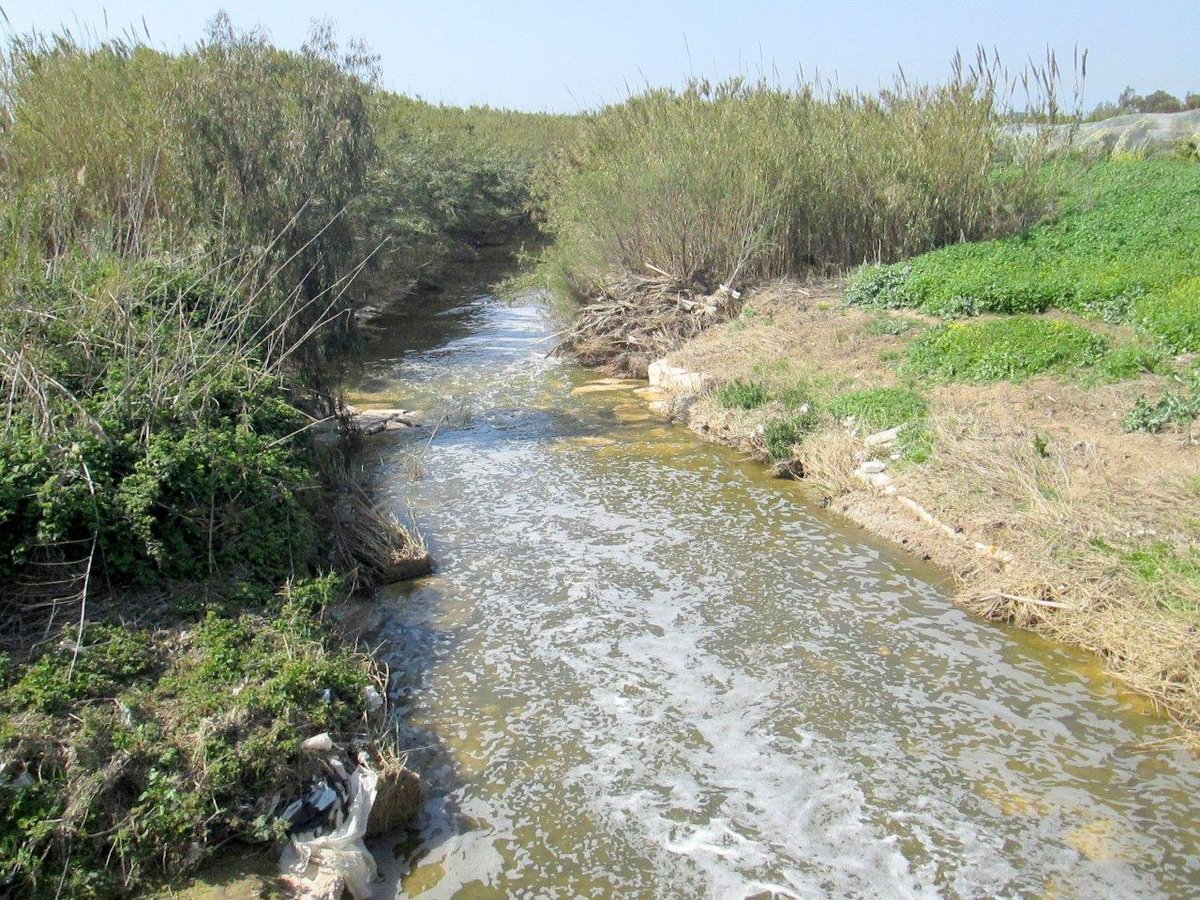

[280,761,379,900]
[362,685,384,712]
[301,733,334,752]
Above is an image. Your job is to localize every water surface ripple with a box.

[354,292,1200,899]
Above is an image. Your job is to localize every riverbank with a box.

[307,282,1200,896]
[626,277,1200,743]
[0,21,567,895]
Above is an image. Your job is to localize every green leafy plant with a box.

[763,408,821,460]
[715,378,771,410]
[845,159,1200,323]
[827,387,928,431]
[907,317,1109,382]
[1124,391,1200,433]
[1132,277,1200,354]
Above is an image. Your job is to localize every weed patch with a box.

[1092,345,1171,382]
[846,159,1200,326]
[864,313,919,336]
[763,409,821,460]
[0,577,380,897]
[1124,391,1200,433]
[715,378,771,410]
[907,317,1109,382]
[827,387,928,432]
[1121,543,1200,613]
[1132,277,1200,354]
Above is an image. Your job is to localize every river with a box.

[349,279,1200,898]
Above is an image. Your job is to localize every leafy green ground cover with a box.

[847,159,1200,353]
[905,316,1110,382]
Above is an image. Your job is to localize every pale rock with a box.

[865,425,904,447]
[647,359,715,395]
[302,733,334,752]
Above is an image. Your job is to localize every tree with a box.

[1139,90,1183,113]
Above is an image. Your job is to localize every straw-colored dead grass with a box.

[651,279,1200,743]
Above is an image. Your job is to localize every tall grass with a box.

[356,93,578,285]
[0,21,454,894]
[538,51,1062,294]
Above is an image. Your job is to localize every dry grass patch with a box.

[653,280,1200,742]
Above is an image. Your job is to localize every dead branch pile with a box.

[319,433,432,588]
[555,270,742,377]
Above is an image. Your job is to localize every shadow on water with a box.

[356,584,476,893]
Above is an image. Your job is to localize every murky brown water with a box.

[350,285,1200,898]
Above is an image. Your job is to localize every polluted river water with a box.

[348,282,1200,899]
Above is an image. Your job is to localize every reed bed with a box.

[539,50,1065,298]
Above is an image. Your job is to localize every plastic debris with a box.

[309,785,338,813]
[362,685,384,712]
[280,760,379,900]
[302,733,334,752]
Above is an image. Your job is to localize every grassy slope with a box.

[0,27,562,898]
[847,159,1200,351]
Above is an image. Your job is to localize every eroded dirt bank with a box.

[606,280,1200,744]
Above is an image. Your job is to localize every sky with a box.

[2,1,1197,113]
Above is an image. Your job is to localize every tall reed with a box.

[538,50,1065,294]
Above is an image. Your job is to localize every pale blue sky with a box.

[3,1,1196,112]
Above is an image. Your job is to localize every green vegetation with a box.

[1119,543,1200,613]
[846,160,1200,354]
[358,93,576,288]
[865,314,919,336]
[906,317,1109,382]
[827,387,932,462]
[715,378,770,410]
[764,411,821,461]
[1124,372,1200,433]
[826,387,928,432]
[1092,345,1170,382]
[1086,86,1200,121]
[0,577,380,898]
[0,19,563,896]
[1132,277,1200,355]
[538,51,1059,294]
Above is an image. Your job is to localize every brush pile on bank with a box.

[554,271,741,376]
